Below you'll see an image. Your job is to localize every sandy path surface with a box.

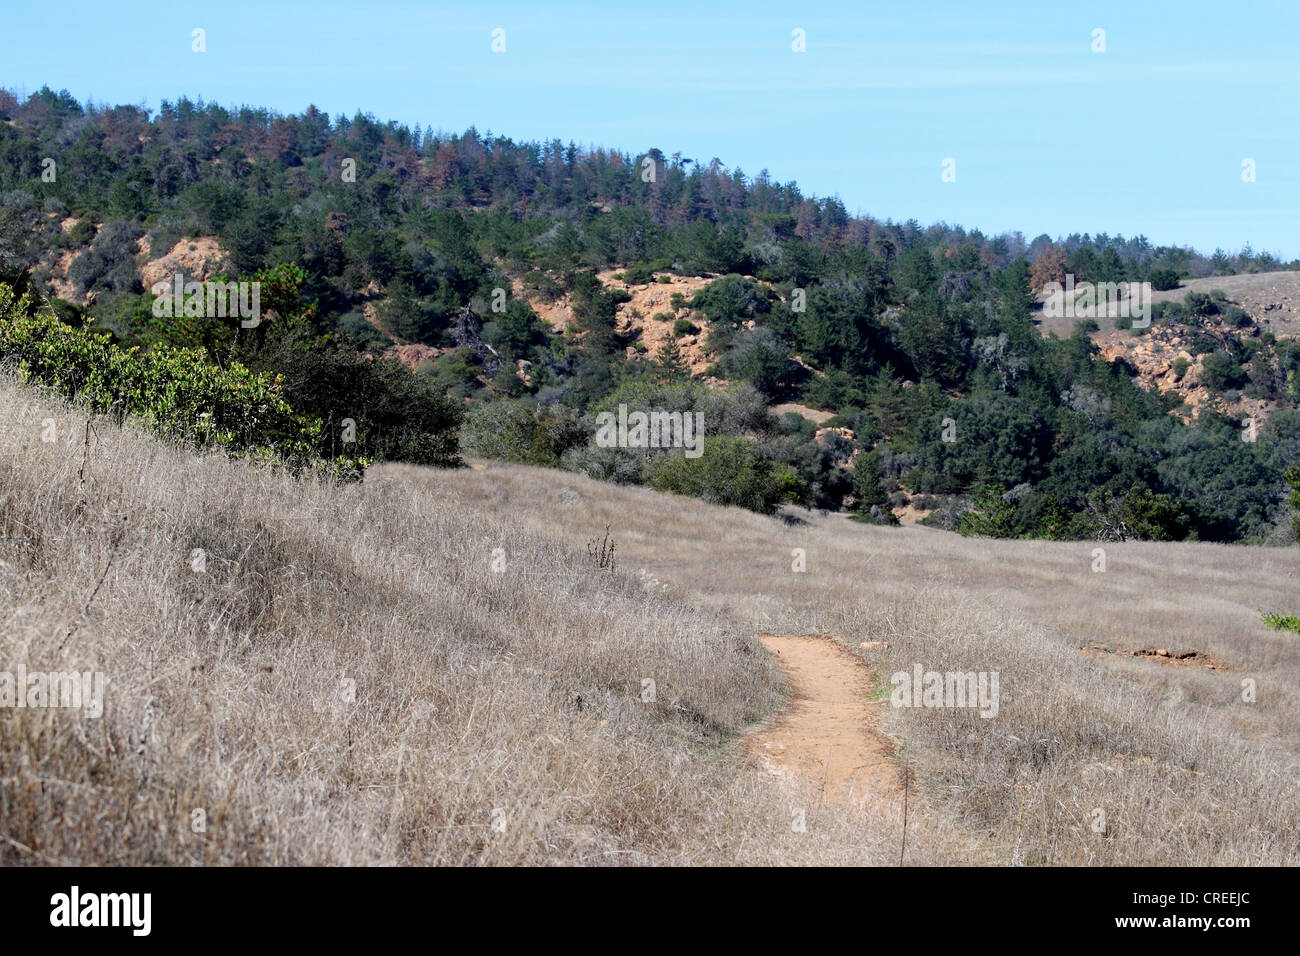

[749,634,898,805]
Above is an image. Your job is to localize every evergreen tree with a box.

[655,334,688,379]
[850,449,898,525]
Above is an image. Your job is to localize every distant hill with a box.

[1,85,1297,543]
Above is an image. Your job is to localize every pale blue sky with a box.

[4,1,1297,257]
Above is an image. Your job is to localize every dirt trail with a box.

[750,634,898,805]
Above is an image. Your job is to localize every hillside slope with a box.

[0,380,956,865]
[2,380,1297,865]
[1037,271,1300,425]
[5,88,1297,545]
[1036,270,1300,340]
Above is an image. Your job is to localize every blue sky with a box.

[4,1,1298,257]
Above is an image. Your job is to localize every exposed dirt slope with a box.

[1036,270,1300,423]
[138,236,226,290]
[509,269,724,376]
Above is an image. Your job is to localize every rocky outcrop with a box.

[1096,318,1273,425]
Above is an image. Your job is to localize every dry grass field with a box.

[1035,269,1300,338]
[2,379,1297,866]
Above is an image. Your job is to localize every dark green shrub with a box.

[1200,351,1247,391]
[1148,268,1180,291]
[69,218,96,245]
[1185,291,1219,317]
[242,336,463,467]
[461,400,588,466]
[719,327,798,399]
[622,262,654,285]
[647,435,801,514]
[1083,486,1188,541]
[66,220,143,296]
[957,485,1018,538]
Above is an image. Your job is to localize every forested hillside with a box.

[2,86,1297,542]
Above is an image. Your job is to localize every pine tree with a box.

[851,450,898,525]
[957,485,1018,538]
[655,335,688,379]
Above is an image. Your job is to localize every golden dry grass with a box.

[2,379,1297,865]
[0,382,961,865]
[430,455,1300,865]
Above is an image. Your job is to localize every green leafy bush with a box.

[416,350,483,402]
[1200,351,1248,391]
[242,336,463,467]
[1083,486,1188,541]
[1184,291,1220,317]
[646,435,801,515]
[957,485,1018,538]
[461,400,589,466]
[0,283,363,478]
[1262,612,1300,634]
